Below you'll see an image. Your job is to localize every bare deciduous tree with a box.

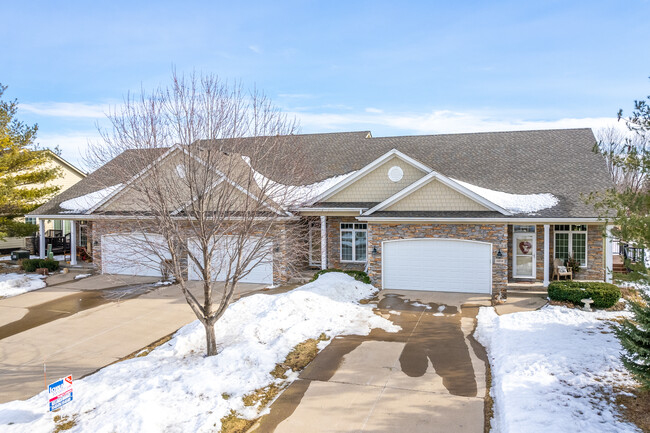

[595,126,648,193]
[87,73,311,356]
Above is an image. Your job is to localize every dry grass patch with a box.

[220,334,330,433]
[52,414,77,432]
[616,388,650,432]
[620,286,647,305]
[219,410,255,433]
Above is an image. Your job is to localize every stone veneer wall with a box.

[583,225,605,280]
[92,219,297,284]
[507,224,604,283]
[366,223,508,299]
[325,216,366,271]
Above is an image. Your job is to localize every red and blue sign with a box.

[48,375,73,411]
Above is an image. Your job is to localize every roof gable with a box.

[314,149,431,204]
[364,171,512,216]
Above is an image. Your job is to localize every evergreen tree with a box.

[0,83,61,239]
[593,80,650,387]
[616,289,650,389]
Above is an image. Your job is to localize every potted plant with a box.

[565,255,581,274]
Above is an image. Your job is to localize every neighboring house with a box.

[28,129,616,300]
[0,151,86,252]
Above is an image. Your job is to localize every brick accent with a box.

[365,223,508,300]
[92,219,298,284]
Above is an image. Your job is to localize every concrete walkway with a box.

[254,291,491,433]
[0,276,267,403]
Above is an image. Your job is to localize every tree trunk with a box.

[203,319,218,356]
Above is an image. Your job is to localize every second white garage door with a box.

[187,237,273,284]
[382,238,492,293]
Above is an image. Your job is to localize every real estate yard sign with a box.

[48,375,73,411]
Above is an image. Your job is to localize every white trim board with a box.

[363,171,512,216]
[308,149,433,205]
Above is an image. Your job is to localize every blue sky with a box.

[2,0,649,169]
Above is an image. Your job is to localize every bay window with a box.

[340,223,367,262]
[554,224,587,266]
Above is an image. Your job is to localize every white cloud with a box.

[365,107,383,114]
[21,102,110,118]
[248,45,261,54]
[35,130,103,170]
[288,108,624,135]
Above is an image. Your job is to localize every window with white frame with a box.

[340,223,367,262]
[554,224,587,266]
[25,217,36,225]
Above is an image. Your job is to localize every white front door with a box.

[513,231,536,278]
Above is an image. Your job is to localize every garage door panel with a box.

[102,233,171,277]
[188,237,273,284]
[383,239,491,293]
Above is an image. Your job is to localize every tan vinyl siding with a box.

[43,159,85,193]
[325,157,426,203]
[385,179,490,211]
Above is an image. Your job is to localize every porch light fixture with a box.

[496,249,503,258]
[372,246,378,256]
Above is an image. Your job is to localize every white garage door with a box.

[102,233,171,277]
[382,239,492,293]
[187,237,273,284]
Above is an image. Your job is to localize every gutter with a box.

[355,217,605,224]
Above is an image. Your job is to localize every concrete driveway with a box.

[253,290,491,433]
[0,275,268,403]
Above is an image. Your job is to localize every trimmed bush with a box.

[311,268,371,284]
[547,281,621,309]
[21,258,60,272]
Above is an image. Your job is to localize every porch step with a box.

[288,270,317,285]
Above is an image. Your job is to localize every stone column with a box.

[605,224,614,283]
[39,219,46,259]
[70,220,77,265]
[320,216,327,270]
[543,224,550,287]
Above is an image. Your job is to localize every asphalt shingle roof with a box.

[31,129,612,219]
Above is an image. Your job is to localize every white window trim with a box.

[340,223,368,263]
[553,225,588,268]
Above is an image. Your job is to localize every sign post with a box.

[48,375,73,411]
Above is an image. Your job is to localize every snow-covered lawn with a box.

[475,305,639,433]
[0,273,398,432]
[0,273,46,298]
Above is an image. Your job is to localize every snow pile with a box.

[475,306,639,433]
[0,273,398,433]
[59,184,122,213]
[0,273,46,298]
[74,274,92,280]
[452,178,558,214]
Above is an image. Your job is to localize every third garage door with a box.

[382,238,492,293]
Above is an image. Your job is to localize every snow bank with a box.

[0,273,398,433]
[475,306,639,433]
[0,273,46,298]
[452,178,558,214]
[59,184,122,213]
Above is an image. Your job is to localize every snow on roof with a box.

[241,156,356,205]
[452,178,558,214]
[59,184,123,213]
